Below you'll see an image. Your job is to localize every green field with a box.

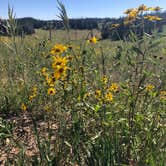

[0,5,166,166]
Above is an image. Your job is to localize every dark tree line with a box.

[1,12,166,40]
[101,14,165,41]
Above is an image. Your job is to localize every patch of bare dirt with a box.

[0,112,58,165]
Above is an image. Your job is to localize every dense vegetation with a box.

[0,3,165,166]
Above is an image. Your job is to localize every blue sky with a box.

[0,0,166,20]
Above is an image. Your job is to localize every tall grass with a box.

[0,3,165,166]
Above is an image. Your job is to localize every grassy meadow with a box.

[0,3,166,166]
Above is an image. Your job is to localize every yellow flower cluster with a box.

[52,55,68,80]
[149,6,162,11]
[124,8,139,25]
[41,43,70,96]
[144,15,162,21]
[50,44,67,55]
[124,4,162,25]
[94,83,119,102]
[104,83,118,102]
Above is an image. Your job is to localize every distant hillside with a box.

[1,11,166,39]
[15,12,166,30]
[16,17,104,30]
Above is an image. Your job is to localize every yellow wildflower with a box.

[52,56,68,69]
[124,8,139,25]
[29,95,36,102]
[124,8,134,15]
[88,36,97,44]
[84,92,91,99]
[111,24,120,29]
[45,76,55,87]
[109,83,119,93]
[105,92,113,102]
[101,75,108,84]
[149,6,162,11]
[146,84,155,91]
[53,65,68,80]
[47,87,56,95]
[144,15,162,21]
[51,55,69,80]
[50,44,67,55]
[138,4,148,12]
[124,14,137,25]
[21,103,27,111]
[124,8,138,18]
[128,9,139,19]
[95,90,101,99]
